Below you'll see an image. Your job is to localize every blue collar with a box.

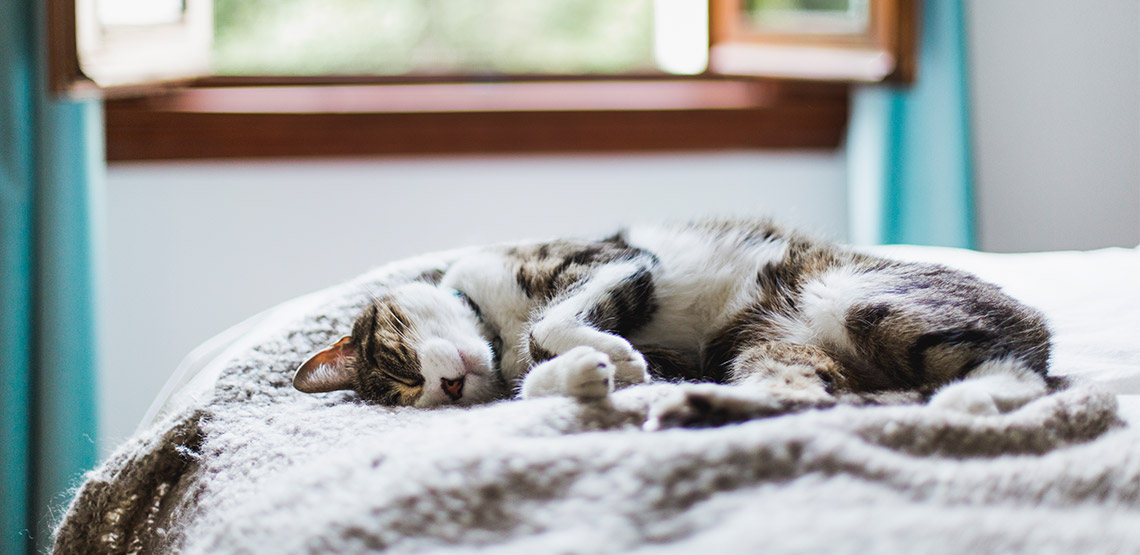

[448,288,484,322]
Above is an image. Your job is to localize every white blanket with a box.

[53,245,1140,554]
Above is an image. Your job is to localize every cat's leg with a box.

[523,262,655,390]
[528,320,649,387]
[726,341,846,402]
[646,342,842,430]
[519,346,615,400]
[928,358,1048,415]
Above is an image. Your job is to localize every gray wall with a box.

[967,0,1140,252]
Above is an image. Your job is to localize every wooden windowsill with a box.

[104,79,850,161]
[151,80,778,114]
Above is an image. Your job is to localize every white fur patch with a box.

[624,225,789,348]
[442,250,532,380]
[793,267,875,358]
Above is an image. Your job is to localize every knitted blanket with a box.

[54,250,1139,554]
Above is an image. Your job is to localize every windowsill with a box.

[104,78,850,161]
[152,80,778,114]
[711,45,896,82]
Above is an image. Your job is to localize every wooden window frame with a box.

[51,1,917,162]
[50,0,212,97]
[710,0,917,82]
[102,77,850,161]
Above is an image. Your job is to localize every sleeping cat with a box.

[294,219,1052,424]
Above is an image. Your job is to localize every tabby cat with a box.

[294,219,1052,422]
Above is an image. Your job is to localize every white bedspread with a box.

[54,245,1140,554]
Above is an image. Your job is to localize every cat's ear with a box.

[294,335,356,393]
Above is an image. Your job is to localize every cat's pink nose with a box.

[441,376,465,401]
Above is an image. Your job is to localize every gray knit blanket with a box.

[54,250,1140,554]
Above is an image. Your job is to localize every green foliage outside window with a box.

[213,0,655,76]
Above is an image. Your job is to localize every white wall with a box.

[99,151,847,454]
[967,0,1140,252]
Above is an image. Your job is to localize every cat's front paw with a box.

[611,349,650,386]
[579,335,649,386]
[644,383,829,431]
[558,347,617,399]
[521,346,616,401]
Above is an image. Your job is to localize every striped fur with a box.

[295,219,1052,416]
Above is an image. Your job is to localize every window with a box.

[49,0,915,161]
[710,0,915,82]
[211,0,661,76]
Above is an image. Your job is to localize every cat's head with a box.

[293,282,502,407]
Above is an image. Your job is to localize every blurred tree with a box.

[213,0,654,76]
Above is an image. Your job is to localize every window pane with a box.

[742,0,869,35]
[97,0,185,26]
[213,0,660,76]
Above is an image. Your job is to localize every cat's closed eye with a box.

[375,371,424,405]
[384,371,424,389]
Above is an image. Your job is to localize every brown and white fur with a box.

[294,219,1052,424]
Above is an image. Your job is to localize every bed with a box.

[53,242,1140,554]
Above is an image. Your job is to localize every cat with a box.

[293,219,1053,426]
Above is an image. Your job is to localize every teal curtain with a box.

[847,0,976,248]
[1,1,103,553]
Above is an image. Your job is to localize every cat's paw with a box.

[610,349,650,386]
[521,346,616,401]
[929,362,1048,415]
[928,381,1001,415]
[644,382,831,431]
[737,361,836,400]
[583,335,649,386]
[558,347,617,399]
